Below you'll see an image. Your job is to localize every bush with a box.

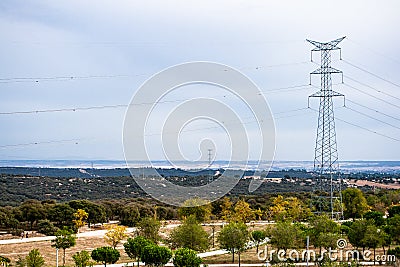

[73,251,92,267]
[387,247,400,261]
[141,244,172,267]
[37,220,59,236]
[173,248,202,267]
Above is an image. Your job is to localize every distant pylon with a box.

[208,148,213,183]
[307,36,345,219]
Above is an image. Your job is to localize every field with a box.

[0,223,268,266]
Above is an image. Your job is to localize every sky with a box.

[0,0,400,163]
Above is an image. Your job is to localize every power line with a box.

[260,84,312,94]
[0,61,308,84]
[0,83,313,116]
[342,59,400,89]
[0,73,149,84]
[346,99,400,122]
[0,106,309,149]
[344,75,400,102]
[0,138,83,149]
[308,107,400,142]
[343,82,400,110]
[0,99,202,115]
[346,38,400,66]
[344,106,400,131]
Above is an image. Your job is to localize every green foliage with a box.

[141,244,172,267]
[18,200,46,229]
[251,230,267,253]
[387,247,400,260]
[124,236,153,267]
[37,219,59,236]
[364,211,385,226]
[342,188,369,219]
[48,203,75,227]
[388,205,400,217]
[51,227,77,266]
[218,222,249,263]
[173,248,202,267]
[347,220,367,249]
[362,224,384,249]
[309,215,340,250]
[26,249,45,267]
[386,214,400,243]
[347,219,385,250]
[178,198,211,223]
[138,217,161,243]
[119,205,140,227]
[91,246,120,267]
[269,221,304,251]
[72,251,91,267]
[169,215,210,252]
[68,200,107,227]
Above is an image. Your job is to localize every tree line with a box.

[1,187,400,267]
[0,188,400,236]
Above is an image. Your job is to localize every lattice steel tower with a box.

[307,36,345,219]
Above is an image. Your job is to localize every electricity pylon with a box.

[307,37,345,219]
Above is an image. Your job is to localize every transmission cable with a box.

[308,107,400,142]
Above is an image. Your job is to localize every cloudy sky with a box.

[0,0,399,163]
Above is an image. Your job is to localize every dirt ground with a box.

[0,235,134,266]
[0,223,265,266]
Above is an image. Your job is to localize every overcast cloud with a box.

[0,0,399,162]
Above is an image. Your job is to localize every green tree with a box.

[51,228,77,266]
[169,215,210,252]
[18,200,46,229]
[173,248,202,267]
[119,205,140,227]
[138,217,161,243]
[37,219,59,236]
[388,205,400,218]
[386,214,400,244]
[68,200,107,227]
[347,220,367,250]
[362,224,385,264]
[26,249,45,267]
[251,230,267,253]
[178,198,212,223]
[91,247,120,267]
[269,221,304,252]
[141,244,172,267]
[124,236,153,267]
[364,211,385,226]
[72,251,91,267]
[309,215,340,252]
[342,188,369,219]
[48,203,75,227]
[218,222,249,264]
